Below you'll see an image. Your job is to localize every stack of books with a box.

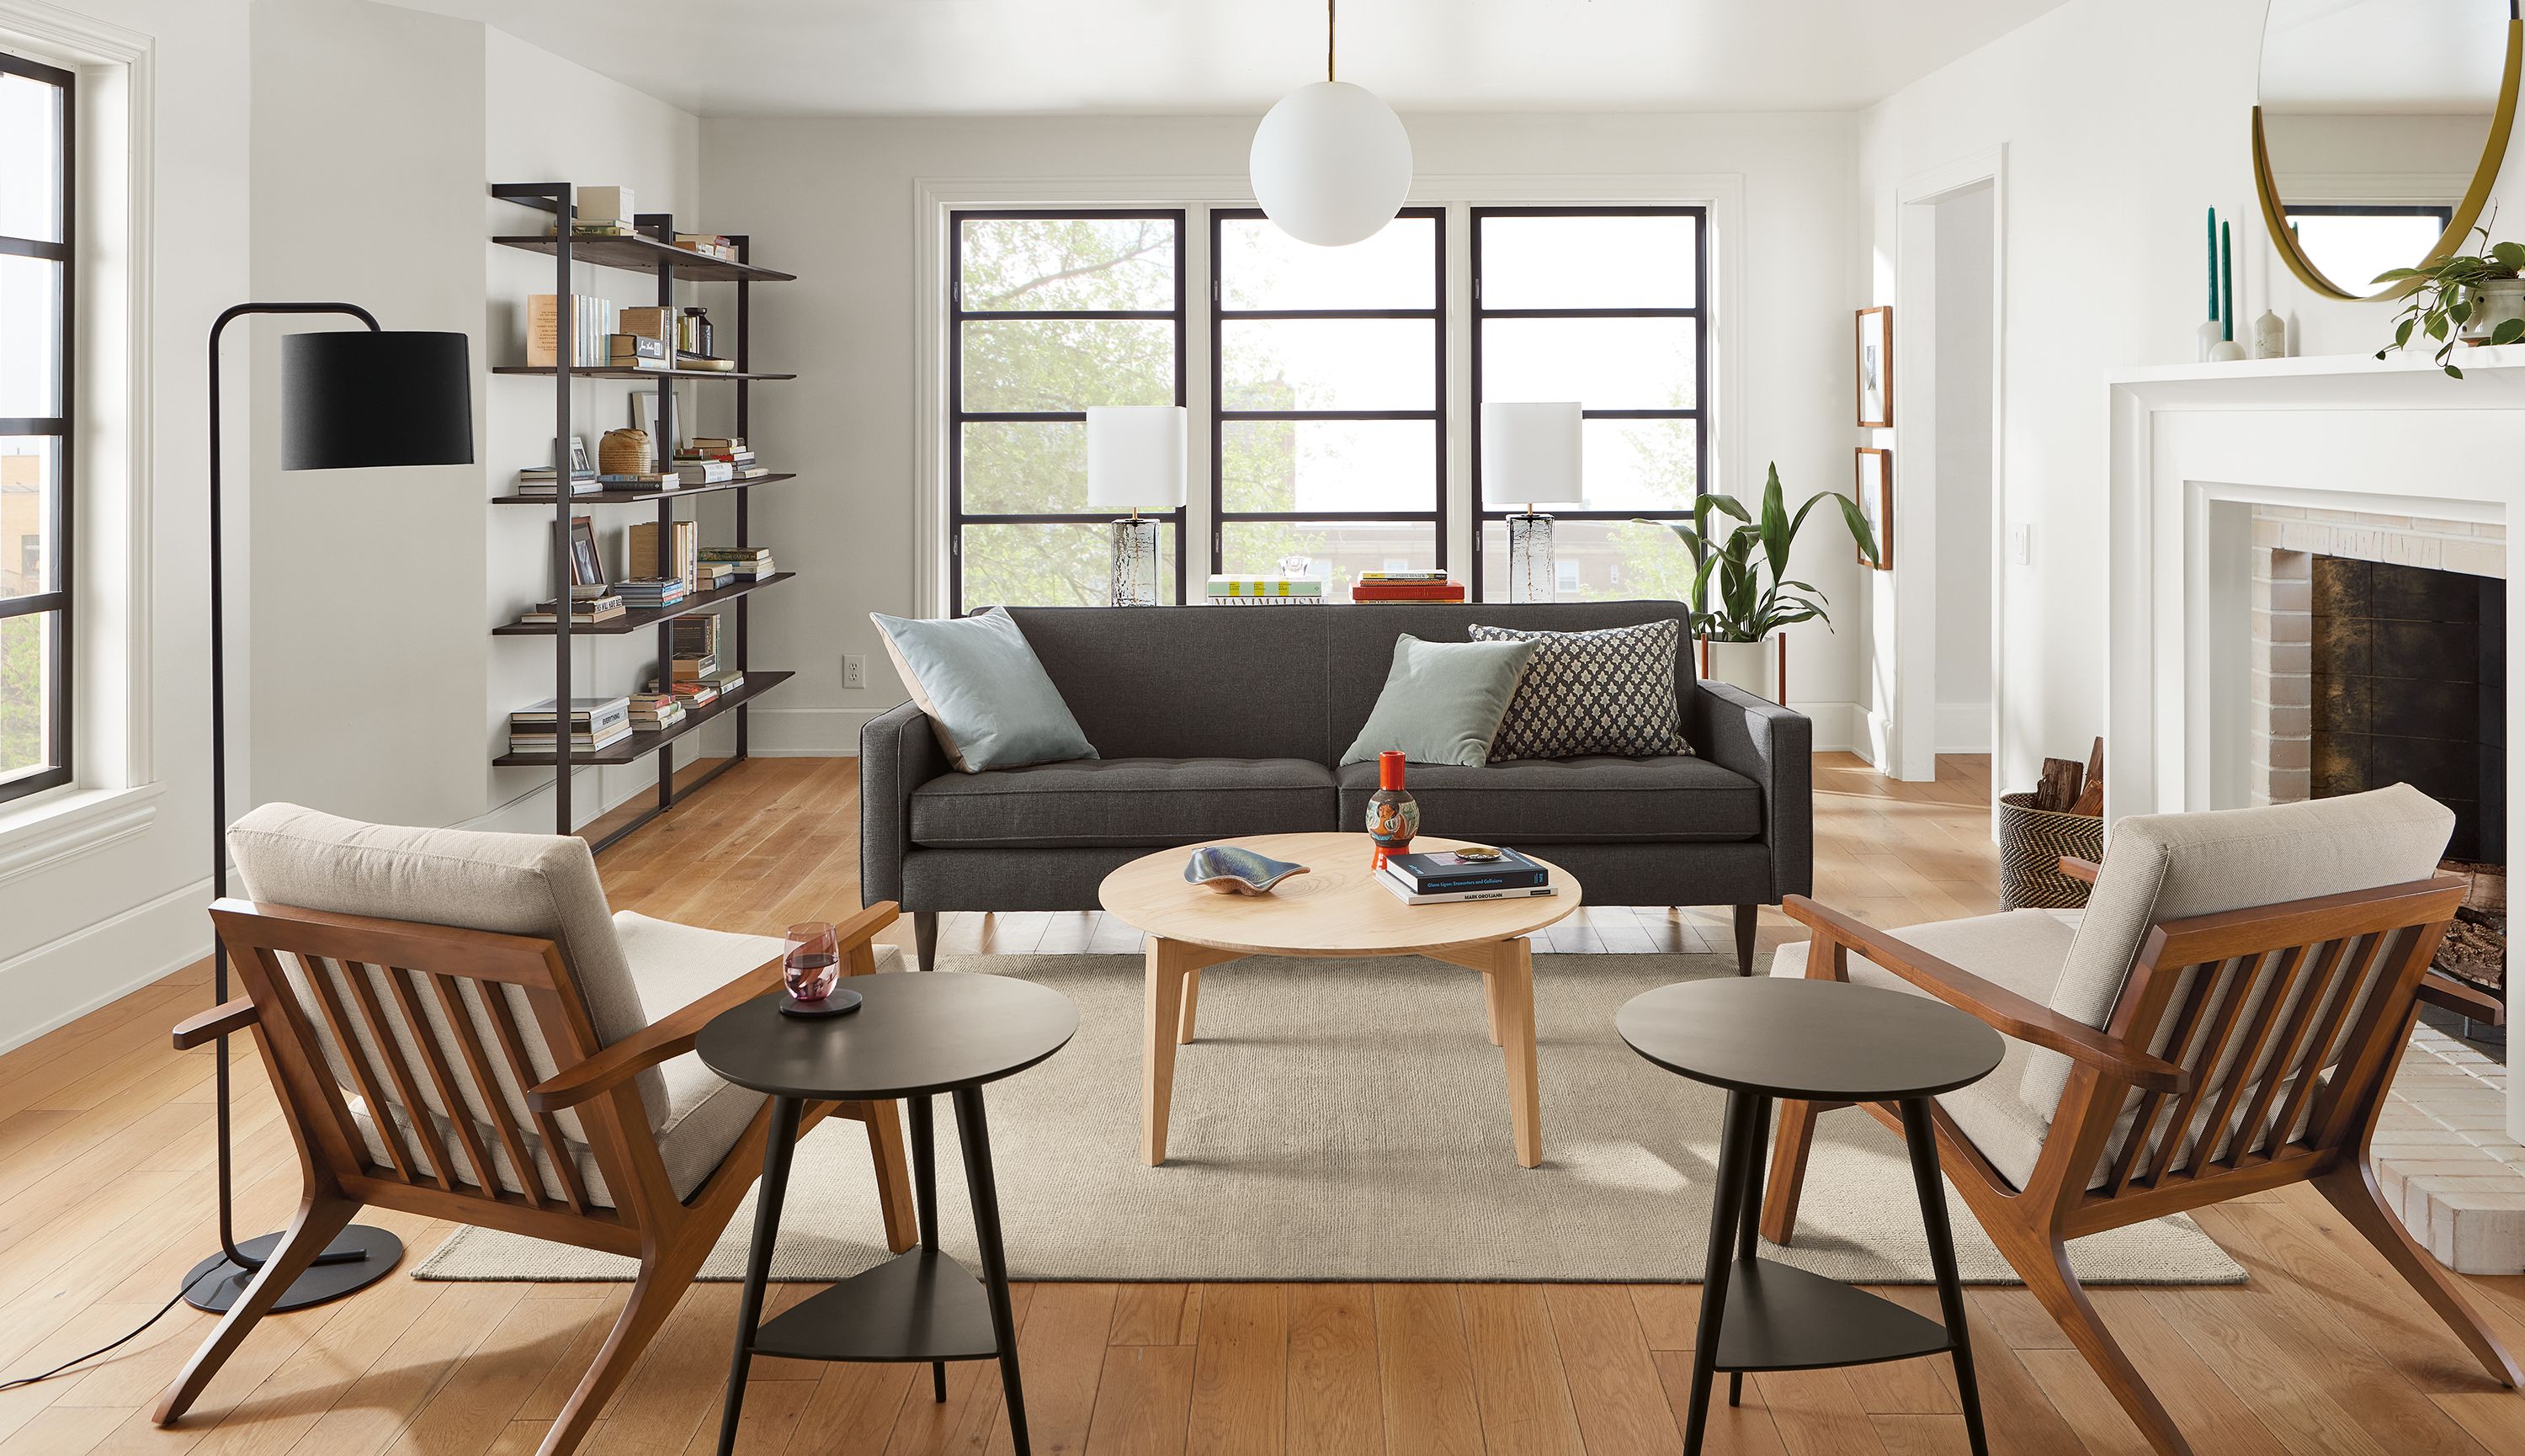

[597,470,676,493]
[698,560,735,589]
[614,577,688,611]
[1377,848,1557,906]
[674,232,739,263]
[527,294,620,369]
[705,668,747,698]
[508,696,633,756]
[1207,574,1325,606]
[650,674,720,709]
[701,545,776,581]
[559,186,637,239]
[515,465,598,497]
[677,354,737,372]
[630,519,699,592]
[671,616,720,666]
[626,689,686,733]
[673,438,768,481]
[1351,570,1465,603]
[674,458,735,486]
[517,593,625,626]
[605,333,670,371]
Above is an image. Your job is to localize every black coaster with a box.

[779,986,864,1019]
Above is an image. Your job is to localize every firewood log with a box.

[2036,757,2086,813]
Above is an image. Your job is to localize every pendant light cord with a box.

[1326,0,1337,82]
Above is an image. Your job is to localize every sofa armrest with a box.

[1687,681,1813,900]
[860,703,948,907]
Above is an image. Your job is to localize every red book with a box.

[1350,582,1467,602]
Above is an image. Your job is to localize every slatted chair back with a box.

[2060,873,2463,1204]
[209,898,663,1239]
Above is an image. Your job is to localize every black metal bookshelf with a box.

[491,182,792,850]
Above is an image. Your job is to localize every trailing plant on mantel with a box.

[2374,227,2525,378]
[1650,464,1880,644]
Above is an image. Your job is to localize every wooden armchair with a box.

[1758,784,2521,1456]
[153,805,917,1456]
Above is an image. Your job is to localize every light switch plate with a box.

[2007,523,2032,566]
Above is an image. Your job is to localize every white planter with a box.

[2466,280,2525,341]
[1701,638,1780,704]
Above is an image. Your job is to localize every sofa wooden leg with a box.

[914,911,938,973]
[1733,905,1757,976]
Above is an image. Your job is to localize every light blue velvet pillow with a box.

[870,607,1097,773]
[1340,635,1540,767]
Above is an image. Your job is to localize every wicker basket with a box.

[598,428,651,476]
[1998,791,2105,910]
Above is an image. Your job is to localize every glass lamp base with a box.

[1110,517,1161,607]
[1507,513,1556,603]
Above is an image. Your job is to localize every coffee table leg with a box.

[1482,970,1503,1047]
[1142,940,1193,1166]
[908,1094,947,1403]
[1177,969,1200,1045]
[1900,1098,1988,1456]
[1728,1094,1771,1407]
[716,1095,802,1456]
[1491,938,1543,1168]
[954,1087,1030,1456]
[1686,1089,1757,1456]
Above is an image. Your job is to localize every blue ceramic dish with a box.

[1183,845,1310,895]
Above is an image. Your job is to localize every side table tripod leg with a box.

[1686,1090,1757,1456]
[956,1086,1031,1456]
[1900,1097,1988,1456]
[908,1094,946,1402]
[716,1096,802,1456]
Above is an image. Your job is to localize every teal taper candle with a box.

[2221,221,2235,341]
[2207,206,2219,322]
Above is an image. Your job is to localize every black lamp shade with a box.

[279,330,474,470]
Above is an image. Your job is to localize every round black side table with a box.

[698,971,1078,1456]
[1616,977,2003,1456]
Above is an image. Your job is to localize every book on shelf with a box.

[614,577,688,609]
[1374,869,1560,907]
[675,460,736,486]
[696,561,734,587]
[1382,848,1549,895]
[619,306,674,351]
[606,333,670,370]
[676,449,758,465]
[567,582,615,601]
[508,721,636,754]
[628,518,699,592]
[516,595,626,624]
[670,656,719,682]
[1350,582,1466,603]
[595,471,677,490]
[670,615,720,656]
[704,670,747,697]
[675,354,737,372]
[651,677,720,708]
[1207,574,1324,599]
[626,690,685,731]
[698,545,773,563]
[673,235,738,262]
[576,186,634,228]
[508,695,632,732]
[689,436,745,450]
[1357,570,1452,582]
[513,476,601,497]
[526,294,619,369]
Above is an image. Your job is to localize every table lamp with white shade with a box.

[1087,406,1188,606]
[1480,401,1585,603]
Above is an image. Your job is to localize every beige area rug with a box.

[416,953,2243,1285]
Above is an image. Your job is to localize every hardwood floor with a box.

[5,752,2524,1454]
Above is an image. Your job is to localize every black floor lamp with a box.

[180,305,473,1314]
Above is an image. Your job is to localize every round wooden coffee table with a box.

[1098,831,1581,1169]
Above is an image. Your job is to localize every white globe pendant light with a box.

[1250,0,1412,247]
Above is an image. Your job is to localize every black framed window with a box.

[1471,207,1707,603]
[948,210,1186,615]
[1211,207,1445,589]
[1,50,73,803]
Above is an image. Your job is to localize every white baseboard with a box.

[0,873,214,1056]
[1937,701,1993,754]
[1794,699,1861,755]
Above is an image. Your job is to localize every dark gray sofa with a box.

[859,601,1812,974]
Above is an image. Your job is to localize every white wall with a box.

[1932,182,1994,753]
[1857,0,2399,794]
[698,110,1871,752]
[0,0,253,1048]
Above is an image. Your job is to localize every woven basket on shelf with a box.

[598,428,651,476]
[1998,791,2104,911]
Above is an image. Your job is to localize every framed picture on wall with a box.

[1855,447,1893,571]
[1855,306,1894,428]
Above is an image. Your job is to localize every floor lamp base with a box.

[179,1225,406,1314]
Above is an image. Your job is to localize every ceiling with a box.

[380,0,2079,117]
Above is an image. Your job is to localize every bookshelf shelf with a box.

[495,572,795,636]
[492,472,799,507]
[492,181,789,852]
[491,232,796,284]
[492,364,798,383]
[493,672,795,767]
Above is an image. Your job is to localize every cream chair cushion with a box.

[1772,908,2077,1188]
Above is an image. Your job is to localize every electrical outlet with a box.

[2007,523,2033,566]
[843,654,866,689]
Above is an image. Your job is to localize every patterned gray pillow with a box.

[1468,619,1693,761]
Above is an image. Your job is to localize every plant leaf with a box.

[2496,318,2525,347]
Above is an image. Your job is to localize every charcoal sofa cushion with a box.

[911,757,1337,849]
[1339,635,1540,767]
[1335,755,1762,845]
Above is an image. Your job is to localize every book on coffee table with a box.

[1383,848,1550,895]
[1375,869,1560,906]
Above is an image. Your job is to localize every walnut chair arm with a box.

[2418,970,2503,1025]
[528,901,901,1114]
[173,998,260,1050]
[2058,856,2102,885]
[1783,895,2188,1095]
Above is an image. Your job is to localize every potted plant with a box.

[1650,463,1881,700]
[2374,229,2525,378]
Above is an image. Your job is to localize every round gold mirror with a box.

[2253,0,2522,301]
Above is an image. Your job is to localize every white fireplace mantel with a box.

[2105,346,2525,1135]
